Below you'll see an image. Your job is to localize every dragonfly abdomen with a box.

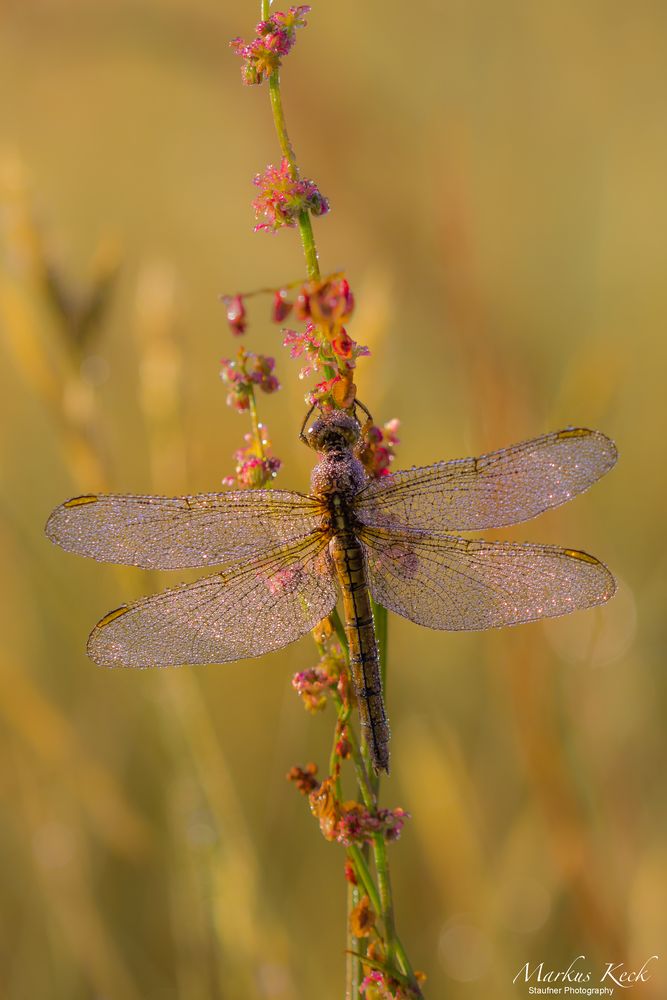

[329,497,390,774]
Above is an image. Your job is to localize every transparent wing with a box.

[360,526,615,631]
[355,429,617,532]
[46,489,323,569]
[88,531,337,667]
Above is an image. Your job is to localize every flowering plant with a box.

[222,5,424,996]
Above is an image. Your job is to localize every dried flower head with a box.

[294,276,355,328]
[349,894,375,938]
[308,777,341,841]
[286,762,320,795]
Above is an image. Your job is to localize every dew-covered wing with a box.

[359,526,615,631]
[46,489,323,569]
[355,429,617,532]
[88,531,336,666]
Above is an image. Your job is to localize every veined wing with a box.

[355,429,617,532]
[88,531,336,666]
[359,526,615,631]
[46,489,323,569]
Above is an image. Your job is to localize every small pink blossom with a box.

[223,294,247,335]
[283,323,326,377]
[272,289,293,323]
[358,419,400,478]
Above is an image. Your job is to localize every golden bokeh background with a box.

[1,1,666,997]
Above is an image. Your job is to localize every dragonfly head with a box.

[306,411,361,454]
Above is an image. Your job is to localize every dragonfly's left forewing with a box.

[88,531,336,666]
[359,526,615,631]
[46,489,323,569]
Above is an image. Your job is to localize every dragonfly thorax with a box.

[307,411,366,500]
[310,448,367,500]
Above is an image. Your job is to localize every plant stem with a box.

[347,880,363,999]
[373,833,397,967]
[258,7,420,992]
[266,67,321,282]
[329,608,349,653]
[247,387,266,461]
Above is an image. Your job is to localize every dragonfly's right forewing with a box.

[355,429,617,532]
[46,489,324,569]
[88,531,336,667]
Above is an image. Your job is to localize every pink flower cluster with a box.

[281,276,369,408]
[231,6,311,86]
[360,971,396,1000]
[358,419,400,478]
[220,352,280,412]
[361,970,424,1000]
[284,321,369,378]
[292,666,338,712]
[335,805,410,847]
[222,432,281,489]
[253,158,329,233]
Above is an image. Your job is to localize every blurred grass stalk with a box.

[1,157,297,998]
[431,185,637,991]
[134,259,297,998]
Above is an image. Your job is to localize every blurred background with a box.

[1,1,665,997]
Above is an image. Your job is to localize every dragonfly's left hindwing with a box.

[358,527,615,631]
[88,531,336,667]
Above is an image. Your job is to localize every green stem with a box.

[348,843,421,995]
[347,845,381,914]
[246,387,266,461]
[347,880,363,998]
[329,608,349,653]
[373,833,397,967]
[342,713,376,811]
[267,73,321,282]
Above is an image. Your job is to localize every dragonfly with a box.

[45,409,617,773]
